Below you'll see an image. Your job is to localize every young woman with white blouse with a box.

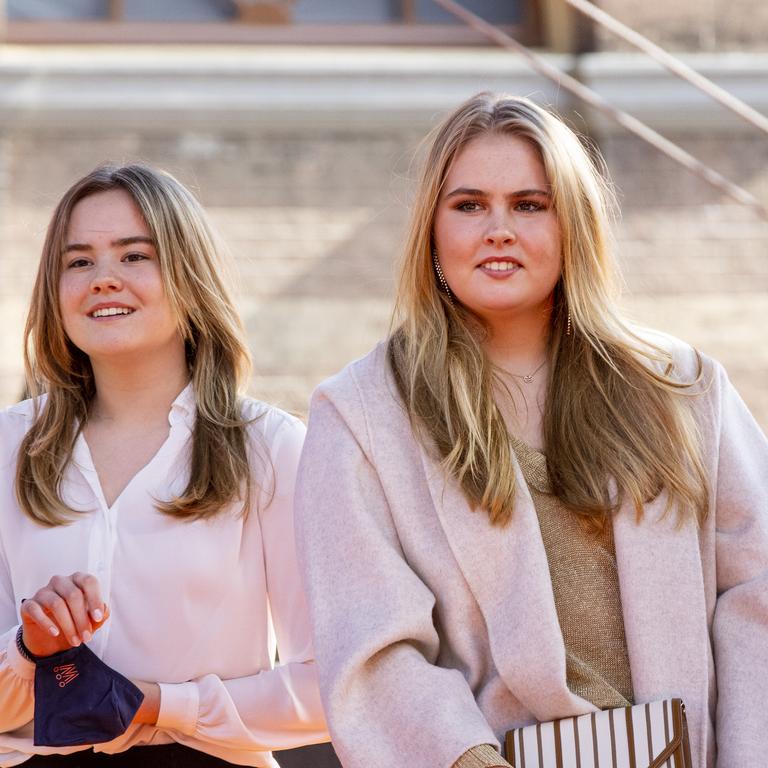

[0,165,328,766]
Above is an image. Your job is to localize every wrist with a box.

[16,625,42,663]
[132,681,161,725]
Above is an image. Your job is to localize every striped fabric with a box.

[504,699,691,768]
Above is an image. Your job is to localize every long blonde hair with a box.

[18,164,257,526]
[389,93,708,527]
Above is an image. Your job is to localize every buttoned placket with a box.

[70,432,119,656]
[66,383,195,657]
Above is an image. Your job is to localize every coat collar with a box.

[613,501,709,714]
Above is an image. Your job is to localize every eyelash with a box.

[454,200,546,213]
[65,252,149,269]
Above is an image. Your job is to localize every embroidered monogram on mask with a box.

[33,644,144,747]
[53,663,79,687]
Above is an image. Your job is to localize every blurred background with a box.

[0,3,764,766]
[0,0,765,434]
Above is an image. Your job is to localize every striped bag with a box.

[504,699,691,768]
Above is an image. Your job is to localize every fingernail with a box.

[49,626,60,637]
[92,609,103,622]
[82,630,93,643]
[71,636,81,647]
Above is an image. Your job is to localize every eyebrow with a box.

[62,235,156,254]
[443,186,552,200]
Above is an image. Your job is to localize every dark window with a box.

[409,0,523,24]
[8,0,523,24]
[3,0,535,45]
[7,0,236,20]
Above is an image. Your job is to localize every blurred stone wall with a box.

[0,46,765,431]
[596,0,768,52]
[0,121,411,412]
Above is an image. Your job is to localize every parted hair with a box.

[18,163,257,526]
[389,92,708,528]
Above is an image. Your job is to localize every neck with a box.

[89,347,190,425]
[482,307,551,374]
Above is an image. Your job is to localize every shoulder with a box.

[0,395,41,421]
[0,396,43,447]
[628,326,745,434]
[309,341,406,442]
[312,341,397,412]
[306,342,415,468]
[240,396,306,459]
[0,398,45,488]
[626,325,722,384]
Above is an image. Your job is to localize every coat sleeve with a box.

[155,415,329,752]
[295,381,501,768]
[709,363,768,767]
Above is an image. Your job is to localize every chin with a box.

[470,301,527,318]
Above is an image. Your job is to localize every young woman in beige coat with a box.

[294,93,768,768]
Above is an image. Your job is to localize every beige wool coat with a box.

[294,335,768,768]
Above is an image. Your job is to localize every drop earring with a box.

[432,249,454,307]
[566,309,572,337]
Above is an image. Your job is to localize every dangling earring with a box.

[432,249,454,307]
[566,309,572,337]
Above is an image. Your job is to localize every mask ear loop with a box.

[432,249,455,308]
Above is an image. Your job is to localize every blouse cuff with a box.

[6,625,35,681]
[156,681,199,734]
[454,743,512,768]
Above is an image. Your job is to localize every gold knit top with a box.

[511,436,634,709]
[453,440,636,768]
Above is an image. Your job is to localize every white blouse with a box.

[0,385,328,767]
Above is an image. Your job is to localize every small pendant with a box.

[522,375,533,384]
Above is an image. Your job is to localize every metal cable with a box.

[564,0,768,137]
[431,0,768,218]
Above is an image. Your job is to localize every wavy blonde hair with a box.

[389,92,708,528]
[18,164,257,526]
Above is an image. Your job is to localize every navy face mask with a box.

[33,644,144,747]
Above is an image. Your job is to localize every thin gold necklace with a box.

[508,358,548,384]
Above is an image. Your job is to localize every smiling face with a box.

[433,132,563,331]
[59,188,183,367]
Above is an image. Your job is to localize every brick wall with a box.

[1,118,765,431]
[596,0,768,52]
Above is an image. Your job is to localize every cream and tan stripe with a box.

[505,700,686,767]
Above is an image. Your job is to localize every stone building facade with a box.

[0,2,765,432]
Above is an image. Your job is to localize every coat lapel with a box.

[419,446,595,722]
[613,499,709,717]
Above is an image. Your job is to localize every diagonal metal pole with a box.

[431,0,768,219]
[564,0,768,137]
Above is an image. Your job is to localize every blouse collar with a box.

[168,381,196,428]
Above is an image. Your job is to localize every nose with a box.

[89,264,122,293]
[483,216,516,247]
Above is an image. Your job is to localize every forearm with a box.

[155,661,327,751]
[131,681,161,725]
[0,626,35,733]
